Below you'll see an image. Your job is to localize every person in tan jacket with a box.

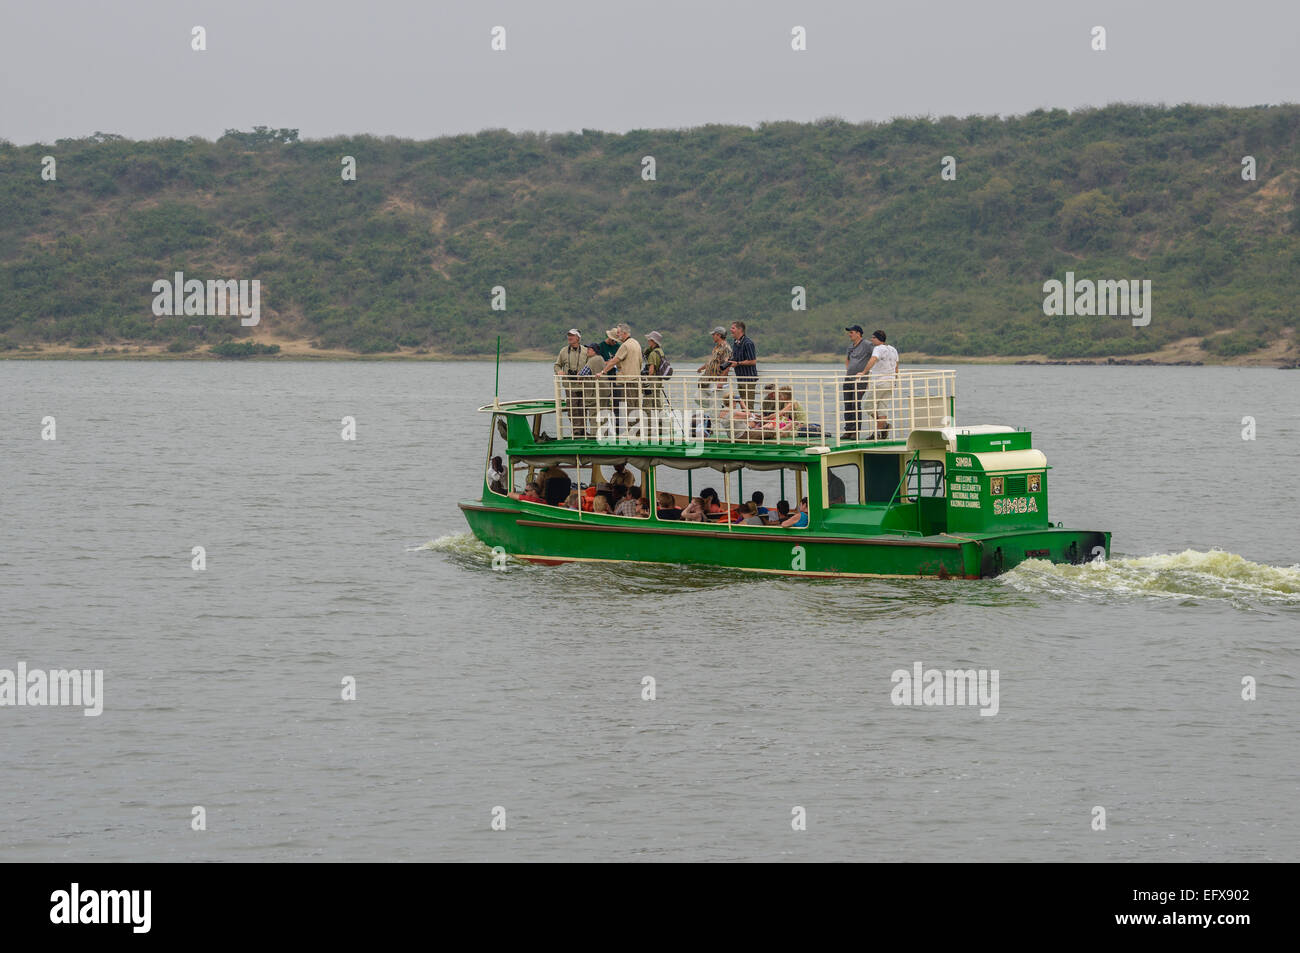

[596,323,642,435]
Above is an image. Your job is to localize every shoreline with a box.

[2,335,1295,367]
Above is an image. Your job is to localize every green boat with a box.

[458,369,1110,579]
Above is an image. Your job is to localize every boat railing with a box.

[551,368,956,448]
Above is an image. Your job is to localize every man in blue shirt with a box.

[725,321,758,409]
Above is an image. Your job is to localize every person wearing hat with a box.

[696,325,732,424]
[554,328,585,436]
[842,324,873,440]
[554,328,585,376]
[573,340,606,437]
[641,330,667,410]
[592,328,620,362]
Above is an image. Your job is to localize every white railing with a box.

[552,368,956,448]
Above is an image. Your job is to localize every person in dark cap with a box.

[573,340,606,436]
[842,324,873,440]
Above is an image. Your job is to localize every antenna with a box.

[494,335,501,408]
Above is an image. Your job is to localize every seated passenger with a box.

[750,491,769,518]
[509,482,545,504]
[581,486,598,511]
[739,501,765,526]
[488,456,507,494]
[543,466,573,506]
[592,494,612,514]
[774,500,792,524]
[681,497,706,522]
[699,487,725,517]
[656,492,683,521]
[637,496,650,518]
[781,497,809,528]
[615,485,643,517]
[564,489,582,509]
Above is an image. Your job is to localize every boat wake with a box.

[411,533,486,555]
[1000,549,1300,608]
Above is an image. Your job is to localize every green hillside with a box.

[2,105,1298,360]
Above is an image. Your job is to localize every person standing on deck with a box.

[863,330,900,435]
[697,326,732,428]
[553,328,584,376]
[573,340,605,437]
[725,321,758,408]
[592,328,621,362]
[841,325,873,439]
[553,328,585,437]
[595,323,642,436]
[642,331,667,411]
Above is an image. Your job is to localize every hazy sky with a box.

[3,0,1298,144]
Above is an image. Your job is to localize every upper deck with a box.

[513,368,958,451]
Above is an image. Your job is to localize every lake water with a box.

[1,361,1296,862]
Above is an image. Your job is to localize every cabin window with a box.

[905,459,946,498]
[827,463,861,505]
[652,464,803,526]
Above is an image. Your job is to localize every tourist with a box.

[553,328,584,436]
[642,330,667,409]
[681,497,706,522]
[697,327,732,387]
[616,485,643,517]
[593,328,621,362]
[596,322,643,434]
[609,462,635,494]
[509,482,545,504]
[842,324,873,439]
[699,487,724,518]
[574,341,606,436]
[697,326,732,424]
[739,501,765,526]
[553,328,584,376]
[725,321,758,407]
[541,464,572,506]
[637,496,650,518]
[564,489,582,510]
[488,456,507,495]
[750,491,768,519]
[656,492,683,520]
[774,500,792,523]
[781,497,810,528]
[592,494,612,514]
[863,330,900,432]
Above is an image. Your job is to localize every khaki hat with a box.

[647,331,662,344]
[567,328,581,337]
[605,327,619,339]
[710,326,726,336]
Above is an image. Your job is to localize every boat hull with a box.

[459,500,1110,580]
